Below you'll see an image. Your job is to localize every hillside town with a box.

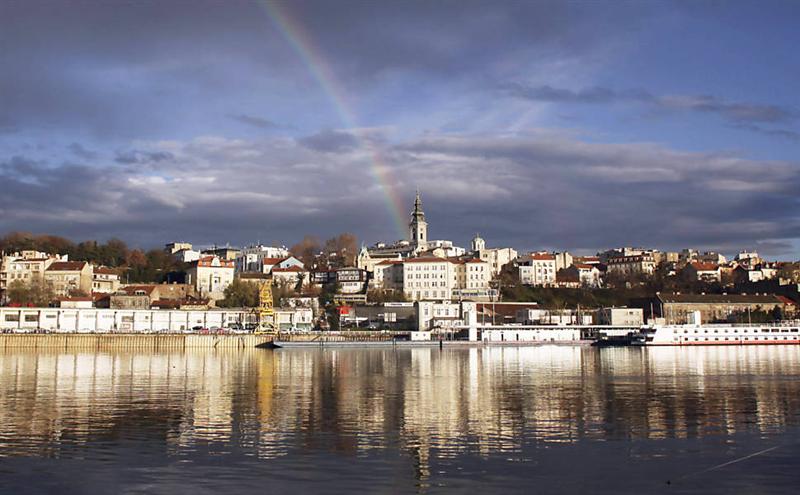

[1,192,798,333]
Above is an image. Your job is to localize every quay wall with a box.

[0,334,273,350]
[0,307,257,333]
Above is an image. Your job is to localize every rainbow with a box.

[259,1,409,239]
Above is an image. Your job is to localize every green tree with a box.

[218,279,260,308]
[7,278,56,306]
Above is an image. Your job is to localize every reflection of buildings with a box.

[2,346,800,474]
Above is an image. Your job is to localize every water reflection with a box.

[1,346,799,475]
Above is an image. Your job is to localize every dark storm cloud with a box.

[0,1,648,136]
[505,83,798,127]
[2,133,798,257]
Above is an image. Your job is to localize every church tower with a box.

[409,190,428,249]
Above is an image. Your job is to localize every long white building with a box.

[0,306,313,332]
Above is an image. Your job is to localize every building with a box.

[235,245,291,273]
[173,248,202,263]
[165,242,193,254]
[518,253,557,287]
[471,234,517,277]
[360,191,451,271]
[417,300,477,331]
[202,246,241,261]
[185,256,235,301]
[110,285,156,309]
[44,261,93,297]
[271,265,309,288]
[92,267,121,293]
[409,190,428,251]
[685,262,721,282]
[339,302,418,330]
[0,251,66,302]
[606,254,656,278]
[596,307,644,326]
[562,263,602,288]
[647,293,792,324]
[402,257,455,301]
[335,267,368,294]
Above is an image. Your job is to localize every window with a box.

[4,314,19,322]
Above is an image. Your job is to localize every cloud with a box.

[114,150,175,165]
[298,129,360,153]
[1,131,798,258]
[504,82,798,129]
[228,114,283,130]
[68,142,98,160]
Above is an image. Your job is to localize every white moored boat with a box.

[643,323,800,346]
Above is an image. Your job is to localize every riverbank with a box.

[0,333,274,350]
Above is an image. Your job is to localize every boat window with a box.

[762,329,769,333]
[744,337,749,341]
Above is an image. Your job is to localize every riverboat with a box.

[643,323,800,345]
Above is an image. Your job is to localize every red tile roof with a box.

[46,261,88,271]
[689,262,719,271]
[94,267,118,275]
[118,285,157,296]
[530,253,556,261]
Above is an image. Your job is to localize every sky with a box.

[1,0,799,258]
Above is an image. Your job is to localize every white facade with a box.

[0,251,65,300]
[403,258,454,301]
[186,256,235,301]
[400,257,490,301]
[518,254,557,286]
[479,328,582,343]
[0,307,254,332]
[417,300,477,331]
[174,249,202,263]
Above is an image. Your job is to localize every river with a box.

[1,345,799,493]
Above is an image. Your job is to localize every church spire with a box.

[409,189,427,248]
[412,189,425,221]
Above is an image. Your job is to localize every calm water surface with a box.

[1,346,800,494]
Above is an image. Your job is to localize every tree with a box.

[323,233,358,268]
[290,235,321,267]
[7,279,55,306]
[367,288,407,303]
[218,279,260,308]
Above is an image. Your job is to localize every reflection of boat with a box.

[591,332,646,347]
[644,323,800,345]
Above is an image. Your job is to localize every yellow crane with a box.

[255,278,276,334]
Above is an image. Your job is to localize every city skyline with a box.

[1,1,799,258]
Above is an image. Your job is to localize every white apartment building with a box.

[186,256,235,301]
[92,267,121,293]
[417,300,478,331]
[572,263,602,288]
[376,256,491,301]
[403,257,455,301]
[518,253,557,286]
[44,261,94,296]
[0,251,66,300]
